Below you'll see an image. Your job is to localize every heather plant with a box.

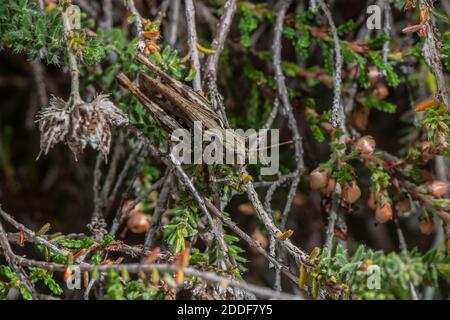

[0,0,448,300]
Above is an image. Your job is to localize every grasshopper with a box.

[117,54,245,160]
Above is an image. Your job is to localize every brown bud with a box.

[351,107,370,132]
[238,203,256,216]
[321,178,336,196]
[127,211,150,234]
[251,229,268,249]
[310,169,329,190]
[355,136,376,156]
[373,83,389,100]
[368,66,381,86]
[368,192,377,210]
[419,218,435,235]
[395,199,412,214]
[428,180,448,198]
[375,203,393,223]
[342,182,362,204]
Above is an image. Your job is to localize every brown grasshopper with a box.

[117,54,245,159]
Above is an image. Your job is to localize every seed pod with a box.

[127,211,150,234]
[375,203,393,224]
[298,264,307,289]
[402,24,423,33]
[308,247,321,264]
[150,269,159,285]
[420,6,429,22]
[415,98,437,112]
[342,182,361,204]
[100,259,113,266]
[419,218,435,235]
[311,276,319,299]
[355,136,376,156]
[175,270,184,285]
[309,169,329,190]
[428,180,448,198]
[143,30,160,40]
[73,248,87,260]
[145,247,161,264]
[83,271,89,289]
[275,229,293,241]
[176,248,190,270]
[36,223,51,236]
[19,229,25,247]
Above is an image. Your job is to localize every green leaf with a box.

[436,263,450,280]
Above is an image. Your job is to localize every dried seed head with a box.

[36,96,71,158]
[37,94,128,160]
[342,182,361,204]
[375,203,393,223]
[355,136,376,156]
[428,180,448,198]
[309,169,329,190]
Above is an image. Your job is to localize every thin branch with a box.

[204,0,237,85]
[0,206,69,257]
[143,173,173,250]
[0,218,36,299]
[92,153,104,221]
[203,0,237,126]
[73,0,99,19]
[324,185,341,253]
[421,4,449,107]
[61,10,83,106]
[317,0,344,129]
[107,141,144,208]
[184,0,202,91]
[26,60,48,130]
[272,0,304,231]
[167,0,181,46]
[8,256,300,300]
[124,0,145,52]
[102,0,113,31]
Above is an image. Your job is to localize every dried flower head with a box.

[37,94,128,160]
